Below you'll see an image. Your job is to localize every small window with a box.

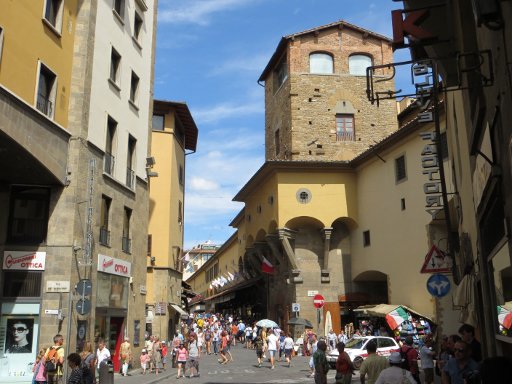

[36,63,57,118]
[110,47,121,85]
[336,114,354,141]
[152,114,164,131]
[349,54,372,76]
[100,195,112,246]
[274,55,288,92]
[274,129,280,156]
[122,207,132,254]
[2,271,42,298]
[113,0,125,20]
[310,53,334,74]
[126,136,136,188]
[178,201,183,224]
[134,12,143,43]
[296,188,312,204]
[105,116,117,175]
[43,0,64,32]
[363,230,371,247]
[0,26,4,64]
[130,71,140,105]
[401,198,406,211]
[147,234,152,256]
[8,187,50,243]
[395,155,407,182]
[179,165,184,186]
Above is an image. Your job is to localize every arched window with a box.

[349,54,372,76]
[310,53,334,74]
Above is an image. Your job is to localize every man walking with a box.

[401,336,420,383]
[45,334,65,384]
[419,336,435,384]
[266,328,279,369]
[441,340,479,384]
[359,340,388,384]
[313,340,329,384]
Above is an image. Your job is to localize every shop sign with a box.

[44,309,60,315]
[420,132,444,219]
[307,290,319,297]
[97,254,131,277]
[2,251,46,270]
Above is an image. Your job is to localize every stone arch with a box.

[285,216,325,231]
[268,220,278,235]
[353,270,389,304]
[255,228,267,243]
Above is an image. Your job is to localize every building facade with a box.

[145,100,198,342]
[0,0,157,380]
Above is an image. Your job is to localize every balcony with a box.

[126,167,135,189]
[99,227,111,246]
[104,153,115,175]
[36,95,53,117]
[336,131,355,142]
[122,236,131,254]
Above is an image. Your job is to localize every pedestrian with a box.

[375,352,416,384]
[335,342,354,384]
[458,324,482,362]
[419,335,435,384]
[79,341,95,384]
[204,327,212,354]
[337,330,348,344]
[282,332,294,367]
[278,331,285,362]
[254,334,264,368]
[218,330,229,364]
[308,333,318,377]
[95,339,110,381]
[66,353,83,384]
[327,329,337,351]
[312,340,329,384]
[186,333,200,378]
[225,331,234,362]
[401,336,420,383]
[261,328,268,359]
[140,349,150,374]
[119,336,132,376]
[44,334,65,384]
[266,328,279,369]
[161,341,168,370]
[238,320,246,343]
[175,342,188,378]
[197,328,204,355]
[441,340,479,384]
[245,325,253,349]
[359,340,388,384]
[435,336,450,377]
[32,347,47,384]
[212,326,220,355]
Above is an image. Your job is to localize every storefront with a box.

[0,251,45,383]
[94,254,131,373]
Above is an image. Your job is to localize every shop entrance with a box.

[95,313,125,373]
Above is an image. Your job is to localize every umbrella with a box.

[256,319,279,328]
[287,317,313,328]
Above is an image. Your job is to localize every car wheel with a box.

[353,356,363,370]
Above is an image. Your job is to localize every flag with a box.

[227,272,235,281]
[184,252,190,261]
[261,256,275,274]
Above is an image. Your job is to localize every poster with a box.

[4,318,34,354]
[133,320,140,347]
[76,320,87,352]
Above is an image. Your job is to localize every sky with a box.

[153,0,412,250]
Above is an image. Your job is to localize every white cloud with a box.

[159,0,261,25]
[192,101,263,124]
[208,54,269,76]
[189,177,220,191]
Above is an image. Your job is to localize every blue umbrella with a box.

[256,319,279,328]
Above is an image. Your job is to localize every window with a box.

[440,131,449,160]
[296,188,312,204]
[274,129,280,156]
[110,47,121,85]
[133,12,143,43]
[36,63,57,118]
[43,0,63,32]
[0,26,4,64]
[363,230,371,247]
[395,155,407,182]
[336,114,354,141]
[122,207,132,253]
[126,136,136,189]
[113,0,125,20]
[178,200,183,225]
[105,117,117,175]
[401,198,406,211]
[310,53,334,74]
[2,271,42,298]
[349,54,372,76]
[100,195,111,246]
[8,187,50,243]
[179,165,184,186]
[273,55,288,92]
[147,234,152,256]
[130,71,140,105]
[152,114,164,131]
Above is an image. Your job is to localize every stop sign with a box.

[313,294,325,309]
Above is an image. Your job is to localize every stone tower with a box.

[258,20,398,161]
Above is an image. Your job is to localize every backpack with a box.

[80,352,92,378]
[400,346,412,370]
[45,346,62,373]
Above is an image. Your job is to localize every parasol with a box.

[256,319,279,328]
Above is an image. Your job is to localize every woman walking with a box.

[175,342,188,378]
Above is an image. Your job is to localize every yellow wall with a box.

[0,0,77,127]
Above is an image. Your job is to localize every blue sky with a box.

[153,0,412,249]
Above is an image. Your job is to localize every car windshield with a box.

[345,338,366,349]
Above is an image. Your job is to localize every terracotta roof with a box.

[153,99,198,151]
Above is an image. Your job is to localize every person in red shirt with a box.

[335,342,354,384]
[401,336,419,383]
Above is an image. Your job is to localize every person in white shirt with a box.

[282,332,295,367]
[266,329,279,370]
[95,339,111,380]
[375,352,416,384]
[327,329,337,351]
[419,336,435,384]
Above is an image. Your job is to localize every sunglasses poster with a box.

[5,318,34,354]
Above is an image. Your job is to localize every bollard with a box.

[98,360,114,384]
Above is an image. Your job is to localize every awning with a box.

[204,276,262,302]
[170,304,189,319]
[353,304,435,329]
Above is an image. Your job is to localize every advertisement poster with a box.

[76,320,87,352]
[133,320,140,347]
[0,304,40,382]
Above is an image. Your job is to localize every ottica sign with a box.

[3,251,46,270]
[97,254,131,277]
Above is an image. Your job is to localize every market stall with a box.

[353,304,435,345]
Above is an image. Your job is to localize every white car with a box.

[326,336,400,369]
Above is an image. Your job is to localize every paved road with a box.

[113,344,439,384]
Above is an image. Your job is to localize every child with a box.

[176,342,188,378]
[33,347,47,384]
[254,335,264,368]
[140,349,150,374]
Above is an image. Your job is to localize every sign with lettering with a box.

[97,254,131,277]
[47,280,71,293]
[2,251,46,270]
[420,132,444,219]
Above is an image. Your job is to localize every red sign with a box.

[420,245,453,274]
[391,9,433,50]
[313,294,325,309]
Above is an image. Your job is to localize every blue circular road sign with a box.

[426,274,451,298]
